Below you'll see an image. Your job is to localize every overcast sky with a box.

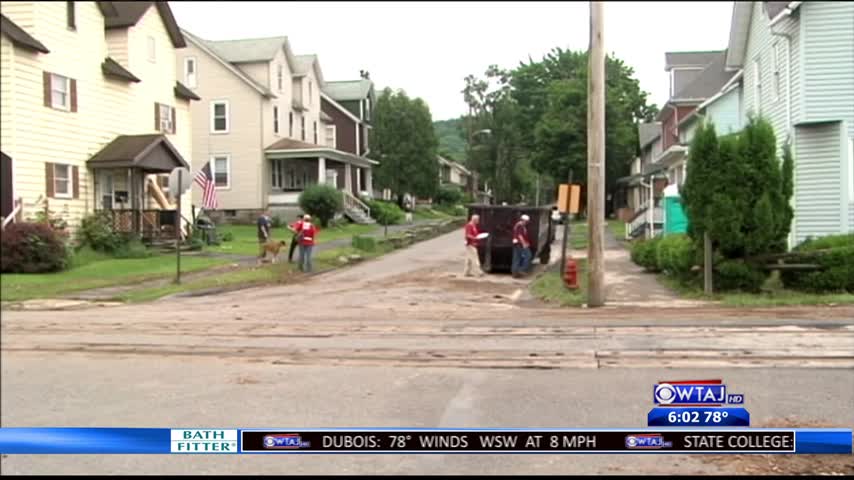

[170,1,734,121]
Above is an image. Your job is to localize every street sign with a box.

[557,184,581,214]
[168,167,191,201]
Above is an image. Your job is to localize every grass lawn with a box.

[530,258,588,307]
[656,273,854,307]
[608,219,626,242]
[208,222,378,256]
[0,251,229,302]
[413,207,454,221]
[568,221,588,249]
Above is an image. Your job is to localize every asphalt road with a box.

[2,229,853,474]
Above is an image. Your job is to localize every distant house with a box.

[1,1,197,238]
[726,1,854,244]
[176,32,377,224]
[438,156,470,189]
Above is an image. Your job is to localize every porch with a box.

[87,134,191,241]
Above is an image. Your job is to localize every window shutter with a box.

[70,78,77,112]
[171,107,176,134]
[154,102,160,130]
[43,71,52,107]
[45,163,55,198]
[72,166,79,198]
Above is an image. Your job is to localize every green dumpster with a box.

[663,184,688,235]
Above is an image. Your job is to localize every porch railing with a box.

[1,197,23,231]
[342,189,371,218]
[108,209,179,240]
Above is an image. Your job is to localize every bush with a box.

[298,184,343,227]
[352,235,377,252]
[221,231,234,242]
[78,212,125,253]
[270,215,283,229]
[656,234,696,278]
[113,238,153,259]
[714,259,767,293]
[780,236,854,293]
[630,237,661,272]
[1,222,70,273]
[435,184,464,206]
[367,200,405,226]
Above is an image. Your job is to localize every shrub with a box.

[298,184,343,227]
[113,238,154,259]
[435,184,464,206]
[714,259,767,293]
[1,222,70,273]
[630,237,661,272]
[656,234,696,278]
[221,231,234,242]
[270,215,283,228]
[780,236,854,293]
[78,212,125,253]
[352,235,377,252]
[367,200,404,226]
[793,233,854,251]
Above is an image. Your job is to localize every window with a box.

[772,43,781,102]
[308,81,313,104]
[273,106,279,134]
[54,164,71,198]
[277,64,283,91]
[289,112,294,137]
[753,58,762,114]
[66,1,76,29]
[50,73,70,110]
[301,116,306,141]
[313,121,318,144]
[272,159,283,189]
[157,103,174,133]
[211,101,229,133]
[157,174,169,192]
[184,57,197,88]
[147,36,155,62]
[365,97,371,120]
[325,125,336,148]
[211,155,230,188]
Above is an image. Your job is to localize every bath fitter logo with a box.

[170,429,238,453]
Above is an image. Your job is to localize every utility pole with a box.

[587,0,606,307]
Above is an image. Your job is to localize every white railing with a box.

[628,204,663,239]
[1,197,23,231]
[342,189,371,218]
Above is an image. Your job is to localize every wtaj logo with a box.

[653,379,744,406]
[625,434,672,449]
[263,434,311,449]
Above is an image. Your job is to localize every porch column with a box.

[317,157,326,184]
[344,163,352,193]
[365,169,373,194]
[356,168,362,193]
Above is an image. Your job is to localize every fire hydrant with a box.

[563,257,579,290]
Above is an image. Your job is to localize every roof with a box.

[665,51,723,71]
[764,1,790,19]
[638,122,662,149]
[727,2,802,69]
[201,35,288,63]
[294,54,324,84]
[0,14,49,53]
[438,156,471,175]
[174,81,200,101]
[267,138,322,150]
[88,134,189,172]
[182,29,275,98]
[323,79,374,101]
[672,51,736,101]
[320,111,333,123]
[320,91,362,124]
[103,2,185,48]
[101,57,140,82]
[265,138,379,167]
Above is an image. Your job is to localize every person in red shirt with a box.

[511,214,531,278]
[463,214,484,277]
[297,214,319,272]
[287,214,304,263]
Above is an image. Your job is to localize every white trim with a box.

[848,138,854,200]
[319,92,362,123]
[53,163,72,199]
[769,1,802,27]
[771,42,781,102]
[210,154,231,190]
[355,123,361,156]
[325,124,337,148]
[184,57,197,88]
[50,73,71,111]
[752,57,762,115]
[210,100,230,134]
[182,30,272,97]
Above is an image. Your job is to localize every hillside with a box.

[434,118,467,163]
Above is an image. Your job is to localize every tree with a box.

[370,88,439,205]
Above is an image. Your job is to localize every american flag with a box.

[194,161,218,209]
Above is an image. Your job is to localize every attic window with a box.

[66,2,76,30]
[277,64,283,91]
[147,36,156,63]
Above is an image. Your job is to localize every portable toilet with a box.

[663,184,688,235]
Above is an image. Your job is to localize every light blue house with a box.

[725,1,854,246]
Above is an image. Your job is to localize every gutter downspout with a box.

[771,20,795,248]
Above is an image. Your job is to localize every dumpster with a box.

[663,184,688,235]
[466,204,556,273]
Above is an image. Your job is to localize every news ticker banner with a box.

[0,428,850,454]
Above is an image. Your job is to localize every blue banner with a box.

[648,408,750,427]
[795,430,854,454]
[0,428,170,454]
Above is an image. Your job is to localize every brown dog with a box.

[260,240,287,264]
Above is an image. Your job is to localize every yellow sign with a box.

[557,184,581,214]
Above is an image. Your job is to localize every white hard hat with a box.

[521,214,530,221]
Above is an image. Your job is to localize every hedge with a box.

[780,235,854,293]
[714,259,767,293]
[1,222,70,273]
[630,237,661,272]
[655,234,696,278]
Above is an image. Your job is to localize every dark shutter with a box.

[154,102,160,130]
[70,78,77,112]
[171,107,176,134]
[45,163,55,198]
[72,166,79,199]
[43,71,52,107]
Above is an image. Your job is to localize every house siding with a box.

[801,1,854,126]
[707,87,742,135]
[178,39,264,211]
[321,97,357,154]
[793,122,846,243]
